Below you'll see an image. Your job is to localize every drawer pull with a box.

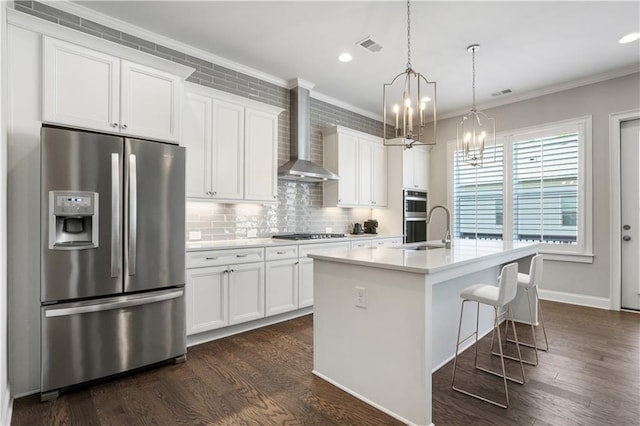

[205,256,218,260]
[236,254,248,258]
[276,251,287,255]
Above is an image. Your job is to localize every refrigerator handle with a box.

[128,154,137,276]
[44,289,184,317]
[111,153,121,277]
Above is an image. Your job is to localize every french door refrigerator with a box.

[40,125,186,400]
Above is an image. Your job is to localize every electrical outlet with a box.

[188,231,202,241]
[247,229,257,238]
[325,227,332,233]
[355,286,367,308]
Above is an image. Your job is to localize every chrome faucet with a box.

[427,205,452,249]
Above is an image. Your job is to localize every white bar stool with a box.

[451,263,526,409]
[504,254,548,366]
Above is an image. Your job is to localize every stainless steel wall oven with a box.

[403,190,428,244]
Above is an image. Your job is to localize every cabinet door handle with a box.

[111,122,119,128]
[223,270,228,274]
[229,269,234,273]
[205,256,218,260]
[276,251,286,255]
[121,124,128,129]
[236,254,248,258]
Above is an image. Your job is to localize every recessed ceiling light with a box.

[619,32,640,44]
[338,52,353,63]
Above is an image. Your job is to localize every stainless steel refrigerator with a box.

[40,126,186,400]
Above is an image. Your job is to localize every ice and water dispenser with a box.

[48,191,99,250]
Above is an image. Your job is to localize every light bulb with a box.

[419,101,426,111]
[393,104,400,113]
[404,98,411,108]
[464,132,471,143]
[420,97,431,103]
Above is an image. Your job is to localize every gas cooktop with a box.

[272,233,346,241]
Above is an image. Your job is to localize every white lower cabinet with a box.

[186,266,227,335]
[298,257,315,308]
[265,259,299,316]
[228,262,265,325]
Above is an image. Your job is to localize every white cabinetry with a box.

[403,146,429,191]
[43,37,182,142]
[322,126,387,207]
[265,245,299,316]
[350,239,373,249]
[185,248,265,335]
[228,262,265,325]
[182,83,282,202]
[186,266,227,334]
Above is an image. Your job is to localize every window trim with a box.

[447,116,593,263]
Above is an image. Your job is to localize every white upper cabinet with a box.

[119,60,181,141]
[323,126,387,207]
[211,100,244,200]
[403,145,430,191]
[244,108,279,202]
[182,83,283,202]
[43,37,183,142]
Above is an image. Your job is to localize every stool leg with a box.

[535,286,549,351]
[451,300,467,388]
[474,301,480,369]
[507,304,526,384]
[525,288,539,365]
[453,304,510,408]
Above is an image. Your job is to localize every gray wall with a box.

[428,73,640,299]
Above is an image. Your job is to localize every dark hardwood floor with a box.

[12,301,640,425]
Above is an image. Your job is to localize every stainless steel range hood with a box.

[278,83,339,183]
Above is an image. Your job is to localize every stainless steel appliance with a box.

[352,223,364,235]
[404,190,428,243]
[40,126,186,400]
[363,219,378,234]
[272,233,346,240]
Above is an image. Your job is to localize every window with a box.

[448,117,592,261]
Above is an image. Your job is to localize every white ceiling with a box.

[74,1,640,118]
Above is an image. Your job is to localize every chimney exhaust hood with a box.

[277,80,339,183]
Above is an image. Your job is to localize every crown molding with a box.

[440,65,640,121]
[310,92,382,122]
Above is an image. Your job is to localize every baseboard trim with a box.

[311,370,431,426]
[537,289,610,310]
[186,307,313,348]
[2,383,13,426]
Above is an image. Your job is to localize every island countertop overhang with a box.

[308,239,540,284]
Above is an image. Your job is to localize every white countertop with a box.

[308,239,540,278]
[186,234,403,251]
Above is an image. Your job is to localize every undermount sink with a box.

[404,245,441,251]
[399,242,446,251]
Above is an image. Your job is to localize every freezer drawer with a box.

[41,288,186,396]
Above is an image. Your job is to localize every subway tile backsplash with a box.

[16,1,392,240]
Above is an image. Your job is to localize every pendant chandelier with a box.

[456,44,495,167]
[383,0,437,148]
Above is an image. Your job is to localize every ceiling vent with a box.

[491,88,513,97]
[358,36,383,53]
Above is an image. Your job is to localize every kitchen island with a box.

[309,239,539,426]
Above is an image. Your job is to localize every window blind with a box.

[512,133,578,244]
[453,146,504,239]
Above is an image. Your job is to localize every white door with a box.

[298,257,315,308]
[358,138,373,205]
[338,133,359,205]
[43,37,120,133]
[621,119,640,310]
[228,262,265,324]
[265,259,299,316]
[244,107,278,202]
[185,266,228,335]
[211,100,244,200]
[120,60,182,142]
[182,91,213,198]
